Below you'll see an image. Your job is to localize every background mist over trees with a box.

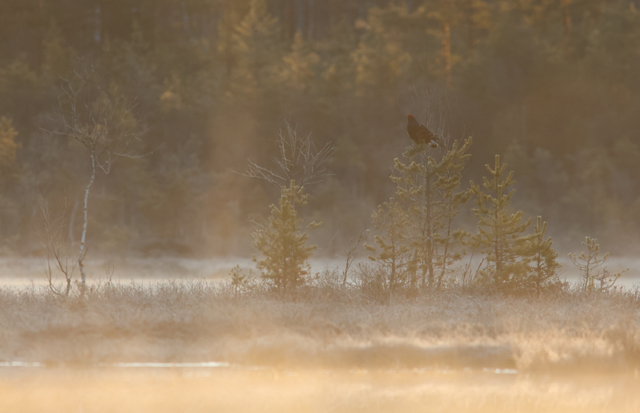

[1,0,640,257]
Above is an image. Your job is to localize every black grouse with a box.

[407,114,445,148]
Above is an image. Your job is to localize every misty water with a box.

[1,256,638,289]
[1,365,639,413]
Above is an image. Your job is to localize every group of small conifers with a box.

[247,116,625,298]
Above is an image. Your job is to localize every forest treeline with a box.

[1,0,640,256]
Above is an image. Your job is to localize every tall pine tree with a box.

[392,137,472,288]
[229,0,283,96]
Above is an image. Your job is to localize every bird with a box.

[407,114,445,149]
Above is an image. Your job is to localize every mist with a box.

[2,0,640,411]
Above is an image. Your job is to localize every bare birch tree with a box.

[48,67,142,289]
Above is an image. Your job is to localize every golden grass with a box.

[1,276,640,412]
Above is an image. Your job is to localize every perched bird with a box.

[407,114,445,148]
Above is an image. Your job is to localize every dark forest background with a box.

[1,0,639,257]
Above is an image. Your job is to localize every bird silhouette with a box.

[407,115,445,149]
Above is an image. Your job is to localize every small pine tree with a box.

[229,265,247,298]
[252,180,319,293]
[471,154,532,290]
[246,124,332,297]
[568,237,626,292]
[365,199,414,292]
[520,216,560,296]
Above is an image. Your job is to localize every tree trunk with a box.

[442,23,452,88]
[424,169,434,288]
[562,0,572,36]
[78,152,96,288]
[68,197,79,245]
[307,0,314,39]
[181,1,192,39]
[94,5,102,44]
[494,209,502,283]
[437,202,454,289]
[390,252,396,292]
[536,256,542,297]
[494,171,503,283]
[296,0,305,34]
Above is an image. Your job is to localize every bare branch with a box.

[342,229,369,286]
[244,121,334,189]
[38,193,76,297]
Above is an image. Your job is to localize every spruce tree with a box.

[471,154,532,290]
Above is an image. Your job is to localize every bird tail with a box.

[431,137,446,149]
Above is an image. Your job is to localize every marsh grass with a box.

[0,271,639,373]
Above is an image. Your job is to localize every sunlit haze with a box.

[1,0,639,411]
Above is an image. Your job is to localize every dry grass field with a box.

[1,277,639,372]
[1,274,640,412]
